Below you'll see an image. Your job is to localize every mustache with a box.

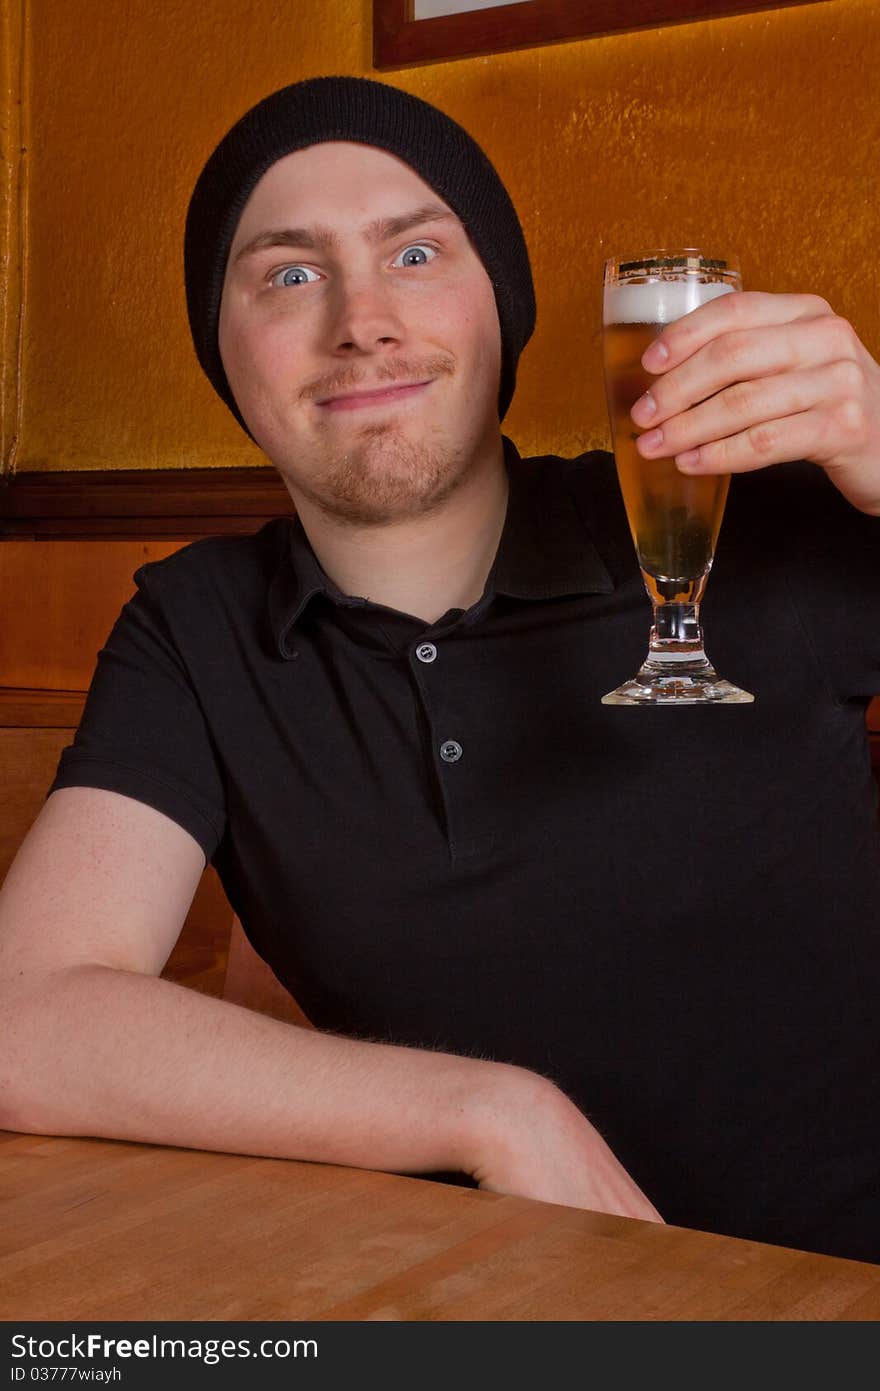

[300,354,455,403]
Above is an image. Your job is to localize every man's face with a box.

[219,141,503,526]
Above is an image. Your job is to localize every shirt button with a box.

[416,642,437,664]
[440,740,463,763]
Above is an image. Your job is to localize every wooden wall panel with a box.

[0,540,185,690]
[0,534,235,1001]
[0,726,70,887]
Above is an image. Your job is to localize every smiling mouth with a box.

[317,381,432,412]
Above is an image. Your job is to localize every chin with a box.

[312,425,471,526]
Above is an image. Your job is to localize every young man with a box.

[1,76,879,1262]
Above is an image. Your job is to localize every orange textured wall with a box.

[4,0,878,472]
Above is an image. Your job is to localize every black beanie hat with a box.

[184,75,535,432]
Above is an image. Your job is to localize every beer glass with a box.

[601,250,755,705]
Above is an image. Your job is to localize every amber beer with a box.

[603,271,738,604]
[600,254,753,704]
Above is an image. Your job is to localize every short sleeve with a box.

[50,569,227,860]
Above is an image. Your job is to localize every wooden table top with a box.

[2,1128,879,1322]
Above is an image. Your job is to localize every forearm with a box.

[2,964,518,1175]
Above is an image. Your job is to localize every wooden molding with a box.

[0,687,86,727]
[0,468,294,540]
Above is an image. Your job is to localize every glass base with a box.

[602,663,755,705]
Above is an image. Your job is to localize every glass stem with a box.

[645,601,712,673]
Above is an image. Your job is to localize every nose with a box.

[327,273,406,356]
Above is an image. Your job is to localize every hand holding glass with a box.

[601,251,755,705]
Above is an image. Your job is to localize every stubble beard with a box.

[305,420,472,527]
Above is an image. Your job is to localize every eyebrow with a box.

[231,203,457,265]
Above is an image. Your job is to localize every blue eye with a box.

[393,244,436,268]
[271,265,320,287]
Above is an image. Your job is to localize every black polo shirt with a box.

[52,440,880,1262]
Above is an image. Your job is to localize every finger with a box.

[640,289,833,375]
[635,362,848,463]
[632,314,858,430]
[671,408,828,476]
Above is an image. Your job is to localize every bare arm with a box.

[0,788,661,1221]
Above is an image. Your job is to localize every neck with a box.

[288,436,508,624]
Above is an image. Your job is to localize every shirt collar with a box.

[268,436,614,658]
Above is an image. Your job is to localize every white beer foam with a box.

[604,279,735,325]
